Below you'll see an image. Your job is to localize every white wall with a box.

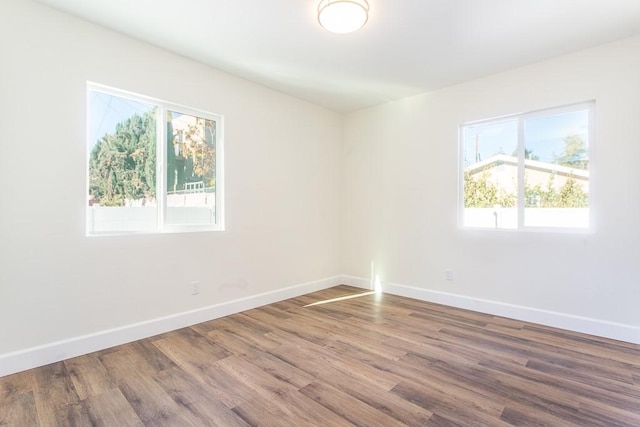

[342,36,640,338]
[0,0,342,358]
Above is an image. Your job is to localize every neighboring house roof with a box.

[465,154,588,180]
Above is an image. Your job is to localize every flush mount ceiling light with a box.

[318,0,369,34]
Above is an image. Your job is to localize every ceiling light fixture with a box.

[318,0,369,34]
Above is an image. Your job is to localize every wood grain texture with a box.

[1,285,640,426]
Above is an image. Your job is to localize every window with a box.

[461,103,592,230]
[87,84,223,235]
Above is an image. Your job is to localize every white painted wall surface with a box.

[0,0,342,356]
[342,36,640,332]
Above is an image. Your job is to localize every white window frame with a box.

[459,102,594,233]
[86,83,224,236]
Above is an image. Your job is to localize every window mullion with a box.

[157,106,167,231]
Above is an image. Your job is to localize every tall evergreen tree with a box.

[89,109,157,206]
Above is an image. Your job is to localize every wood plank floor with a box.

[2,285,640,426]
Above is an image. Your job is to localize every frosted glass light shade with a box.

[318,0,369,34]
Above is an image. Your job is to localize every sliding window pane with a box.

[87,91,157,234]
[166,111,217,226]
[462,120,518,229]
[523,109,589,228]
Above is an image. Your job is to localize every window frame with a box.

[458,102,595,233]
[86,83,224,236]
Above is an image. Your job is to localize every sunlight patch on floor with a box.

[303,291,376,307]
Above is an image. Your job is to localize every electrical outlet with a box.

[191,281,200,296]
[445,269,454,281]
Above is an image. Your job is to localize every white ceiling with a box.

[35,0,640,112]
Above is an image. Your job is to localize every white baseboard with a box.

[346,276,640,345]
[0,275,348,378]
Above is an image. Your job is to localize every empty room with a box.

[1,0,640,425]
